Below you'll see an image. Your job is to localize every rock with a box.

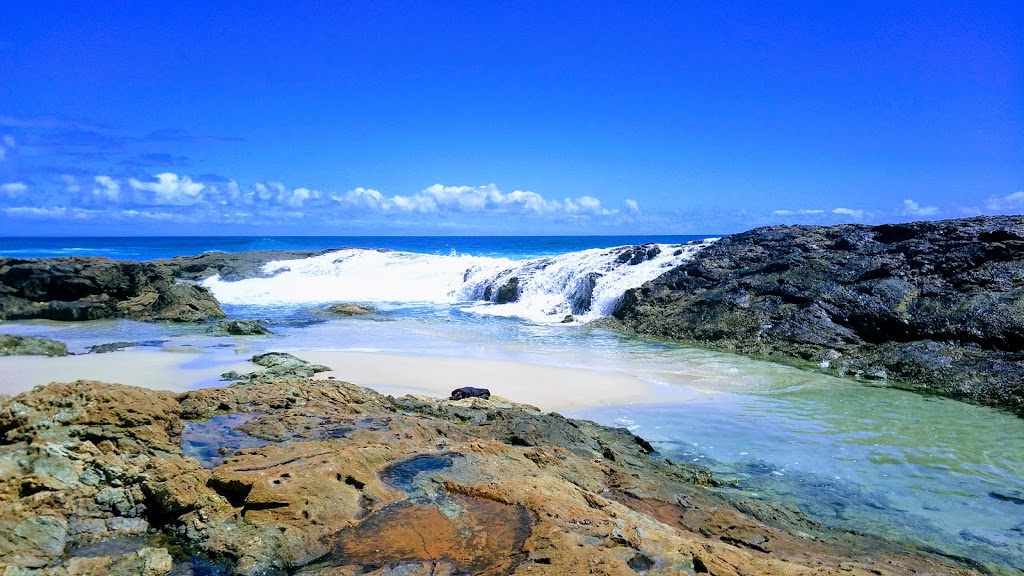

[0,335,69,357]
[495,276,520,304]
[220,352,331,383]
[0,257,225,322]
[321,303,374,317]
[0,364,986,575]
[205,320,273,335]
[153,249,334,282]
[614,216,1024,412]
[616,244,662,266]
[87,340,166,354]
[449,387,490,400]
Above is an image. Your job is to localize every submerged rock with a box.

[205,320,273,335]
[321,303,374,317]
[0,257,225,322]
[0,359,987,575]
[614,215,1024,412]
[0,335,69,357]
[87,340,167,354]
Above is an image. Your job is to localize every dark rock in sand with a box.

[0,335,69,357]
[205,319,273,335]
[0,362,984,575]
[614,215,1024,412]
[220,352,331,383]
[0,257,225,322]
[321,303,374,317]
[87,340,167,354]
[449,386,490,400]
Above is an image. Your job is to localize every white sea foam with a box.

[202,240,716,323]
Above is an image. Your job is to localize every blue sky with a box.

[0,1,1020,235]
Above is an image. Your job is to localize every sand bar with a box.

[0,349,654,412]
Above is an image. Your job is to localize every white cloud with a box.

[93,175,121,202]
[129,173,206,205]
[624,199,641,215]
[832,207,865,220]
[4,206,67,218]
[772,209,825,216]
[985,191,1024,212]
[901,199,938,217]
[60,174,81,193]
[0,135,13,161]
[332,183,618,218]
[1,182,28,196]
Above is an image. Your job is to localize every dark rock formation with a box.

[152,249,331,282]
[221,352,331,382]
[87,340,167,354]
[0,257,225,322]
[616,243,662,265]
[614,216,1024,411]
[495,276,520,304]
[205,320,273,335]
[0,370,984,575]
[0,335,68,356]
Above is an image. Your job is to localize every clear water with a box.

[1,236,1022,572]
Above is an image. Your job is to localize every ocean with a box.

[2,235,1023,573]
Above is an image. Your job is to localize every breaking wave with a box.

[202,240,715,323]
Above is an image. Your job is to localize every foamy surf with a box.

[202,239,716,323]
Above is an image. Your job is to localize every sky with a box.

[0,1,1021,236]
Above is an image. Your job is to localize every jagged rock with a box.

[321,303,374,317]
[153,249,333,282]
[87,340,166,354]
[616,244,662,266]
[206,320,273,335]
[0,335,68,357]
[495,276,520,304]
[0,363,986,575]
[614,216,1024,412]
[220,352,331,383]
[0,257,225,322]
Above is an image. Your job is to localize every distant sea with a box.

[0,235,709,261]
[2,235,1023,572]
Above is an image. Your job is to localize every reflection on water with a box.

[3,309,1024,572]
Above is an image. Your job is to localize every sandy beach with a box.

[0,348,654,412]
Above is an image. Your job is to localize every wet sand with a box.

[0,349,655,412]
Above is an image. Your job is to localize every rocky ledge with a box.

[0,257,225,322]
[613,215,1024,412]
[0,362,984,575]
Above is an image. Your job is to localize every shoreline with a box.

[0,348,662,412]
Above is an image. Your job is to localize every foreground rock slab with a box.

[615,215,1024,412]
[1,372,986,575]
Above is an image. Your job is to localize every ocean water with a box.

[2,235,1023,573]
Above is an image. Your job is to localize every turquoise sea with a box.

[2,236,1022,573]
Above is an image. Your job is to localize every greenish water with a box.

[3,314,1023,572]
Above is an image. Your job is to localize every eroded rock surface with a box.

[0,335,69,357]
[614,216,1024,411]
[0,366,986,575]
[206,320,273,336]
[0,257,225,322]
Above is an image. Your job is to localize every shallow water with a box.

[3,308,1024,571]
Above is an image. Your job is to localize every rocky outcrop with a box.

[206,320,273,335]
[614,216,1024,412]
[0,335,68,356]
[220,352,331,382]
[153,249,333,282]
[0,366,986,575]
[320,303,374,317]
[0,257,225,322]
